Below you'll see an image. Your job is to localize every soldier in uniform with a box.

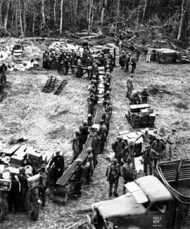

[142,145,158,175]
[72,131,83,163]
[151,135,166,167]
[123,141,135,164]
[72,158,84,197]
[38,164,49,208]
[119,51,126,70]
[8,172,21,213]
[49,151,65,184]
[79,121,89,145]
[91,131,100,167]
[141,88,149,104]
[125,53,131,72]
[112,136,126,165]
[122,158,135,193]
[98,120,107,154]
[167,128,178,160]
[130,90,141,104]
[126,75,134,98]
[106,159,120,197]
[18,167,29,211]
[85,148,94,185]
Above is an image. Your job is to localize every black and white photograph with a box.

[0,0,190,228]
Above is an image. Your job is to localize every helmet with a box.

[76,158,83,164]
[117,136,122,140]
[112,158,118,163]
[83,121,88,125]
[19,167,25,173]
[87,147,92,153]
[41,164,46,169]
[155,135,161,140]
[129,141,134,146]
[145,128,149,132]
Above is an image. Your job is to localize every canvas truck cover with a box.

[135,175,173,203]
[91,192,146,219]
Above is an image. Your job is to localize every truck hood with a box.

[91,193,146,219]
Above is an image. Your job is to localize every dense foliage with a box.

[0,0,189,41]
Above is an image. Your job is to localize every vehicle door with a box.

[141,201,173,229]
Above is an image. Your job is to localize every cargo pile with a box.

[126,104,156,129]
[150,48,179,64]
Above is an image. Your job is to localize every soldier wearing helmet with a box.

[98,120,107,154]
[72,131,83,163]
[106,158,120,197]
[72,158,84,197]
[49,151,65,185]
[112,136,126,165]
[85,148,94,185]
[79,121,89,145]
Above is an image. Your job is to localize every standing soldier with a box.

[72,131,82,163]
[130,58,136,74]
[91,131,100,167]
[141,88,149,104]
[167,128,178,160]
[49,151,65,185]
[123,141,135,164]
[142,145,158,175]
[125,53,131,72]
[151,135,166,167]
[119,51,126,70]
[79,121,89,145]
[38,164,49,208]
[72,158,84,197]
[18,167,29,211]
[106,159,120,197]
[85,148,94,185]
[8,172,21,213]
[112,136,126,165]
[122,158,135,193]
[126,75,134,98]
[98,120,107,154]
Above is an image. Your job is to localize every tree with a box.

[60,0,64,34]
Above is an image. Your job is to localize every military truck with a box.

[88,159,190,229]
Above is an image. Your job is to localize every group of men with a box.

[70,54,113,197]
[0,149,68,222]
[43,46,115,79]
[126,74,149,104]
[119,49,139,74]
[106,127,179,197]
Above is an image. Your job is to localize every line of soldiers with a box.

[70,57,113,198]
[42,46,115,79]
[106,127,179,197]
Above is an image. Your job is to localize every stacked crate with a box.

[148,113,156,128]
[127,104,156,128]
[131,113,141,128]
[140,109,149,128]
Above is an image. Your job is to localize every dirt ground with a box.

[1,54,190,228]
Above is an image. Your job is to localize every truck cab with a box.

[90,176,176,229]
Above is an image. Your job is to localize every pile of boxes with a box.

[126,104,156,128]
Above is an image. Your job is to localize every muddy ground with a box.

[1,54,190,228]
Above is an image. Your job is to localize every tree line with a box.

[0,0,189,41]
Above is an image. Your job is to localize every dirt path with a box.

[1,57,190,228]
